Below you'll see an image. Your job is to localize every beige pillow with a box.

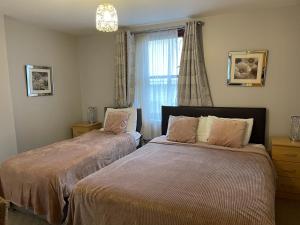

[167,116,199,143]
[104,111,129,134]
[207,119,247,148]
[208,116,253,145]
[104,107,137,132]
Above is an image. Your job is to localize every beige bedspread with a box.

[67,136,276,225]
[0,130,136,225]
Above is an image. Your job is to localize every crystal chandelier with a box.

[96,3,118,32]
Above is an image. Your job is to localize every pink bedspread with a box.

[0,130,136,224]
[67,136,276,225]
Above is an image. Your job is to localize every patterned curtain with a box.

[115,31,135,107]
[127,31,135,105]
[178,21,213,106]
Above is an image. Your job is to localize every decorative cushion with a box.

[208,119,247,148]
[104,111,129,134]
[208,116,253,145]
[167,116,199,143]
[104,108,137,132]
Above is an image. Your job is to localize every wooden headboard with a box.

[161,106,266,145]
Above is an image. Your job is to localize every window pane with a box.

[148,37,182,76]
[147,36,183,121]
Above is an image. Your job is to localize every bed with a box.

[66,106,276,225]
[0,108,142,225]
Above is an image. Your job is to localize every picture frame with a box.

[227,50,268,87]
[25,65,53,97]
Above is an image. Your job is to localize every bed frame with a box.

[161,106,266,145]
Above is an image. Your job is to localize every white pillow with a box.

[166,116,175,137]
[104,108,137,132]
[208,116,254,146]
[196,116,217,142]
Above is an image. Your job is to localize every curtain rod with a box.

[130,21,204,35]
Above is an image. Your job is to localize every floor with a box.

[7,198,300,225]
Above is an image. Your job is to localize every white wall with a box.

[0,14,18,161]
[127,5,300,145]
[5,17,82,152]
[77,33,116,122]
[77,6,300,145]
[202,6,300,142]
[1,5,299,155]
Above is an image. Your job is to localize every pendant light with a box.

[96,3,118,32]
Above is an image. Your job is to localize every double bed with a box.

[66,106,276,225]
[0,108,142,225]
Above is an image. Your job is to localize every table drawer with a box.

[72,127,89,137]
[277,176,300,194]
[273,161,300,178]
[272,146,300,162]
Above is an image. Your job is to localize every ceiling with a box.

[0,0,299,35]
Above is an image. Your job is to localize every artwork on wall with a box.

[25,65,53,96]
[227,50,268,86]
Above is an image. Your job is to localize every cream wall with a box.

[0,14,18,161]
[201,6,300,142]
[1,5,299,155]
[5,17,82,152]
[77,6,300,144]
[77,33,116,122]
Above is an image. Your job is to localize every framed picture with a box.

[25,65,53,96]
[227,50,268,86]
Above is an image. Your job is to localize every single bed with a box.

[66,106,276,225]
[0,108,142,225]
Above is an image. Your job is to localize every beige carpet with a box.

[8,198,300,225]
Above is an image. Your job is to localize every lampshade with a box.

[96,3,118,32]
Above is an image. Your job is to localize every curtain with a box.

[134,30,182,139]
[178,21,213,106]
[115,31,135,107]
[127,31,136,105]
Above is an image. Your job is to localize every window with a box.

[147,37,183,120]
[134,30,183,138]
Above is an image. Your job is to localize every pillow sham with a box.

[103,111,129,134]
[207,119,247,148]
[104,107,137,132]
[167,116,199,143]
[208,116,253,145]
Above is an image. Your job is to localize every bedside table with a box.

[272,137,300,200]
[72,122,102,138]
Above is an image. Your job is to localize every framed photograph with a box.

[25,65,53,96]
[227,50,268,86]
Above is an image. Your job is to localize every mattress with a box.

[99,129,141,147]
[0,130,136,225]
[67,136,276,225]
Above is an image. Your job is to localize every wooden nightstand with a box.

[272,137,300,200]
[71,122,102,138]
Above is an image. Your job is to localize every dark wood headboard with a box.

[161,106,266,145]
[104,107,142,133]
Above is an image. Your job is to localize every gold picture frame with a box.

[227,50,268,87]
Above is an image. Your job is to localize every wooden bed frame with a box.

[161,106,266,145]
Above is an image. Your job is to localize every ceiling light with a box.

[96,3,118,32]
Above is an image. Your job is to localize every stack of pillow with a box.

[167,115,253,148]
